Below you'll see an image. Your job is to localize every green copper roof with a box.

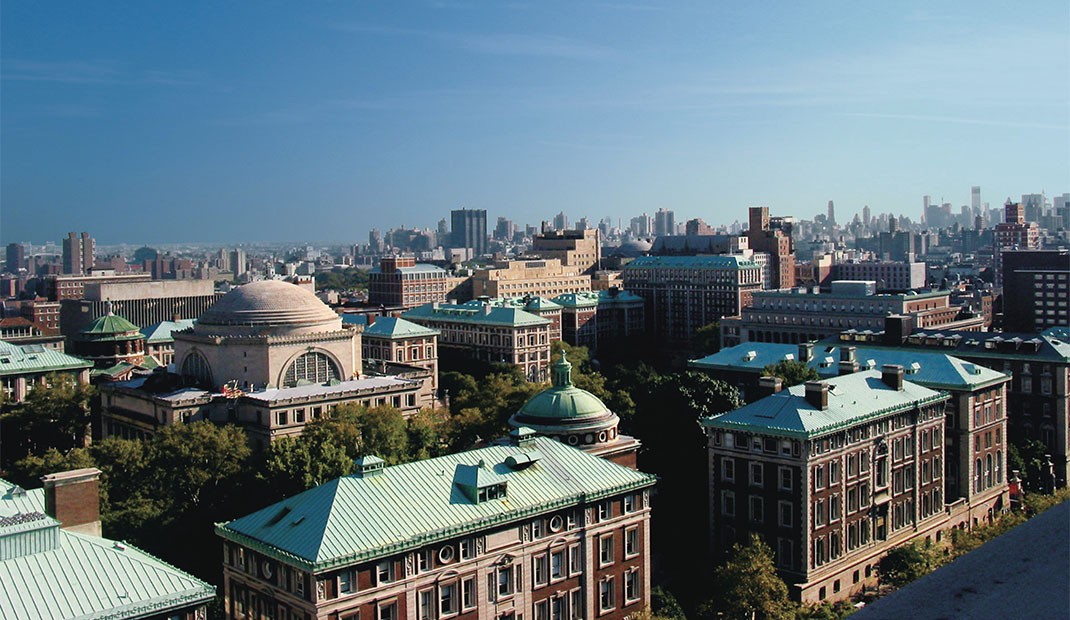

[0,478,214,620]
[700,370,949,440]
[510,352,618,434]
[552,292,600,309]
[690,342,1010,391]
[403,302,550,328]
[0,340,93,377]
[140,319,196,343]
[217,436,654,572]
[362,317,439,340]
[78,313,142,341]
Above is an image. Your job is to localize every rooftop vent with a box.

[510,426,538,449]
[353,455,385,478]
[742,351,757,362]
[505,450,543,470]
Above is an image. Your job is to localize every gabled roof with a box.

[217,437,655,572]
[403,303,550,328]
[700,370,948,439]
[0,478,214,620]
[690,342,1009,391]
[0,340,93,377]
[362,317,439,340]
[140,319,196,343]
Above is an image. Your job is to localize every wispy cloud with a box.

[331,21,616,60]
[840,112,1069,131]
[3,59,202,87]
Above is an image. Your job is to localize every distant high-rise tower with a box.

[228,248,247,277]
[971,186,981,217]
[6,243,25,273]
[552,211,569,231]
[862,205,872,227]
[62,232,95,275]
[450,208,488,256]
[827,200,836,227]
[1021,193,1044,223]
[654,208,675,237]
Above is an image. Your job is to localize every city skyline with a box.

[2,1,1068,244]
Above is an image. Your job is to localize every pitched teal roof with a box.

[700,370,949,439]
[0,478,214,620]
[217,436,655,572]
[77,313,142,342]
[362,317,440,340]
[0,340,92,377]
[622,255,760,270]
[403,302,550,328]
[552,292,600,309]
[140,319,196,343]
[690,342,1009,391]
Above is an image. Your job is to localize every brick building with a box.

[216,434,656,620]
[702,369,962,602]
[531,228,602,275]
[368,256,453,309]
[471,259,592,301]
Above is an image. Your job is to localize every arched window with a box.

[985,454,993,488]
[181,351,214,388]
[996,451,1003,483]
[974,459,983,493]
[283,351,339,387]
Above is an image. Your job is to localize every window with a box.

[283,351,340,387]
[568,544,582,575]
[829,461,840,484]
[459,538,475,560]
[419,589,434,620]
[440,582,458,617]
[598,502,611,521]
[625,527,639,558]
[496,566,515,598]
[750,462,764,486]
[339,569,356,594]
[777,538,793,569]
[416,549,431,573]
[599,535,614,566]
[376,560,395,585]
[624,494,637,513]
[814,465,826,490]
[551,550,565,580]
[815,499,826,526]
[532,519,545,540]
[750,496,764,523]
[625,569,640,603]
[778,501,793,527]
[778,467,792,490]
[722,457,735,482]
[534,554,549,586]
[570,589,584,620]
[722,491,735,516]
[599,578,615,613]
[535,600,549,620]
[378,601,397,620]
[461,577,476,610]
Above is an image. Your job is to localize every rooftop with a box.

[0,339,93,377]
[362,316,439,340]
[622,255,760,270]
[245,376,418,403]
[690,342,1009,391]
[198,280,339,328]
[217,436,655,571]
[0,478,215,620]
[403,302,550,328]
[140,318,197,343]
[700,370,948,439]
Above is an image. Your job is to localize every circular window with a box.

[261,560,273,579]
[567,435,579,446]
[584,433,594,444]
[549,515,564,532]
[439,545,455,563]
[598,431,608,443]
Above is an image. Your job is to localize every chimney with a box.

[353,455,385,478]
[41,468,102,536]
[757,376,783,398]
[510,426,538,449]
[839,346,859,375]
[798,342,814,363]
[884,314,913,345]
[882,364,904,391]
[804,381,829,410]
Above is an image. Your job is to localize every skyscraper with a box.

[826,200,836,227]
[654,208,675,237]
[552,211,569,231]
[971,186,981,216]
[862,204,872,227]
[62,232,95,275]
[6,243,24,273]
[450,208,487,256]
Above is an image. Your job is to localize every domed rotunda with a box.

[510,352,640,468]
[174,280,359,391]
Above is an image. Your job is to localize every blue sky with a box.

[2,1,1068,244]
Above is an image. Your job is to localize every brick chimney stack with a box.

[839,346,859,375]
[41,468,102,536]
[804,381,829,410]
[798,342,814,363]
[882,364,904,391]
[757,376,783,398]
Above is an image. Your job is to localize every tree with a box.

[1008,438,1051,491]
[407,408,451,460]
[761,359,820,388]
[357,405,410,464]
[0,375,95,465]
[701,533,793,620]
[262,435,352,497]
[695,321,721,354]
[146,421,252,513]
[878,540,946,588]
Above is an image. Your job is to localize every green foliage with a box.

[795,601,857,620]
[0,375,95,466]
[878,540,946,588]
[1008,439,1052,491]
[315,267,370,292]
[695,321,721,354]
[147,422,252,512]
[9,447,95,488]
[650,585,688,619]
[761,360,820,388]
[263,436,352,497]
[407,408,451,461]
[701,533,793,620]
[357,405,410,464]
